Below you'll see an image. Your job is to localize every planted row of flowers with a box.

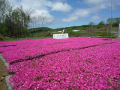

[0,37,120,89]
[0,37,116,63]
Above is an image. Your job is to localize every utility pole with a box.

[110,0,113,37]
[118,24,120,40]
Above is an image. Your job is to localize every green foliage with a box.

[97,21,105,28]
[5,7,31,37]
[107,17,120,27]
[95,31,116,38]
[98,21,105,26]
[0,23,7,36]
[89,22,95,26]
[0,0,6,22]
[0,0,118,41]
[29,27,52,33]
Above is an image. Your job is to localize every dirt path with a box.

[0,59,9,90]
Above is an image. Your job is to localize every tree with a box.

[88,22,95,35]
[0,0,6,22]
[107,17,120,26]
[31,15,54,28]
[5,6,31,37]
[0,0,12,40]
[0,0,12,22]
[98,21,105,26]
[97,21,105,29]
[0,33,6,40]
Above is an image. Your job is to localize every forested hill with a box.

[29,27,52,33]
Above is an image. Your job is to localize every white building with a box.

[72,30,80,32]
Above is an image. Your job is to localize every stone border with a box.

[0,54,9,67]
[0,54,13,90]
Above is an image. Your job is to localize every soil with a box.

[0,59,9,90]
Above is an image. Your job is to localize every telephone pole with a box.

[110,0,113,36]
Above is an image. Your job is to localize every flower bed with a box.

[0,37,120,89]
[0,37,116,63]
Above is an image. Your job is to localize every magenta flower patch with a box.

[0,37,120,89]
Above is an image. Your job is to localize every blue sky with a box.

[10,0,120,28]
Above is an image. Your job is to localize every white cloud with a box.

[62,16,78,22]
[62,9,90,22]
[10,0,72,12]
[31,10,54,24]
[9,0,72,24]
[10,0,53,24]
[85,0,105,5]
[9,0,120,25]
[61,0,110,22]
[84,0,119,10]
[91,15,101,20]
[51,2,72,12]
[62,0,120,22]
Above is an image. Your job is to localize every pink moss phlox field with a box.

[0,37,120,89]
[0,37,116,63]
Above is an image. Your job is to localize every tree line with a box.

[0,0,31,39]
[0,0,120,40]
[89,17,120,27]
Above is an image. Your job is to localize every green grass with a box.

[1,26,118,41]
[3,36,50,41]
